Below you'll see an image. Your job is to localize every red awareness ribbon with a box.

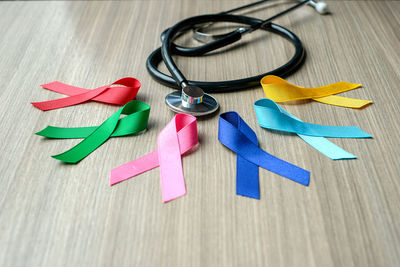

[110,114,198,203]
[31,77,140,111]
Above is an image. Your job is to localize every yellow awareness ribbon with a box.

[261,75,372,108]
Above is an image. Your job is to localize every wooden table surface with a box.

[0,1,399,266]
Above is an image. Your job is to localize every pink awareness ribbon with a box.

[110,114,198,203]
[31,77,141,111]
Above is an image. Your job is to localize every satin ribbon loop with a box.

[218,111,310,199]
[254,99,372,160]
[261,75,372,108]
[110,114,198,203]
[36,100,150,163]
[32,77,141,111]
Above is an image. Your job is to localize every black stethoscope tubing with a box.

[146,13,305,93]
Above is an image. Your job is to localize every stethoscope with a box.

[146,0,329,116]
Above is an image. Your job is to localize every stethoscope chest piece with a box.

[165,84,219,116]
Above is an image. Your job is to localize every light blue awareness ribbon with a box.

[254,99,372,160]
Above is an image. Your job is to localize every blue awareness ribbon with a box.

[218,111,310,199]
[254,99,372,160]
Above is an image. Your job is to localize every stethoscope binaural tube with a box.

[192,0,328,43]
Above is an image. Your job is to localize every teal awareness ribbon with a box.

[254,99,372,159]
[36,100,150,163]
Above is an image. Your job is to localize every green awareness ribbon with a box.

[36,100,150,163]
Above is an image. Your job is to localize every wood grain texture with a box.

[0,1,399,266]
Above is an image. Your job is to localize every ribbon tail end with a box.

[109,173,126,186]
[35,126,51,136]
[237,192,260,200]
[293,170,310,186]
[31,102,47,111]
[35,130,44,136]
[51,154,79,164]
[332,155,357,160]
[358,101,373,109]
[162,190,187,203]
[361,132,373,138]
[302,172,311,186]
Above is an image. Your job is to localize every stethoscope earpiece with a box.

[165,83,219,116]
[308,1,329,14]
